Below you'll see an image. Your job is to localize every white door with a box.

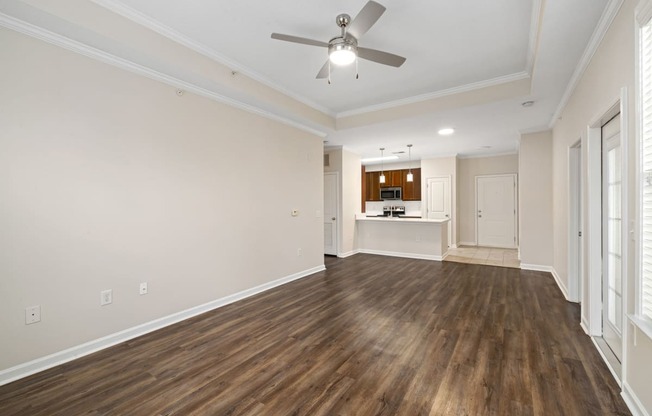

[569,143,583,302]
[601,115,622,361]
[427,176,452,247]
[324,173,338,256]
[476,174,517,248]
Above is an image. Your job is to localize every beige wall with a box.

[0,28,324,371]
[324,148,362,256]
[519,131,553,267]
[457,154,519,245]
[421,157,457,245]
[551,0,652,411]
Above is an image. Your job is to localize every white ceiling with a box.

[1,0,613,162]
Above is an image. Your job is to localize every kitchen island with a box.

[356,215,449,261]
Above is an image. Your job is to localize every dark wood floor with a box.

[0,254,630,415]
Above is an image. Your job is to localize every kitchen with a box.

[354,150,450,261]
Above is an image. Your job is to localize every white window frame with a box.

[633,0,652,339]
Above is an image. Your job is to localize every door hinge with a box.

[579,231,582,237]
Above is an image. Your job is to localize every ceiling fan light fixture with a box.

[329,39,357,66]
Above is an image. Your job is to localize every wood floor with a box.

[0,254,630,415]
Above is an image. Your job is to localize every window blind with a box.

[640,23,652,321]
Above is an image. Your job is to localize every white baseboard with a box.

[450,244,458,249]
[520,264,571,302]
[337,249,359,258]
[0,265,325,386]
[358,249,443,261]
[457,241,477,247]
[589,336,621,388]
[580,319,590,335]
[622,381,650,416]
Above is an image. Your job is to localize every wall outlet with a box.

[100,289,112,306]
[139,282,148,295]
[25,305,41,325]
[297,248,302,256]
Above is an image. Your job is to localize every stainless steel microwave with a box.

[380,187,402,200]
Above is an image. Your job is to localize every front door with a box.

[601,115,623,361]
[427,176,451,247]
[476,174,517,248]
[324,173,338,256]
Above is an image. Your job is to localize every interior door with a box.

[601,115,622,361]
[427,176,451,247]
[476,175,517,248]
[324,172,338,256]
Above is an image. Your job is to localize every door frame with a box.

[324,172,339,256]
[584,88,629,382]
[474,173,518,248]
[568,140,583,303]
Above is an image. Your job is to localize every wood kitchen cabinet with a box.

[402,168,421,201]
[364,168,421,201]
[365,171,381,201]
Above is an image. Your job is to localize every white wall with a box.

[519,131,553,267]
[551,0,652,412]
[457,154,519,245]
[421,157,457,245]
[0,28,323,372]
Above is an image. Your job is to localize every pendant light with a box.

[406,144,414,182]
[379,148,386,184]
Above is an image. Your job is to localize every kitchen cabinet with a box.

[402,168,421,201]
[365,171,381,201]
[364,168,421,201]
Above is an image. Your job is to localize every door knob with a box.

[332,217,336,220]
[478,215,482,218]
[445,214,449,218]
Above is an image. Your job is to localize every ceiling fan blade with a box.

[358,47,406,67]
[316,60,331,79]
[347,1,386,40]
[271,33,329,48]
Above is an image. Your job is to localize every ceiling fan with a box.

[270,1,406,81]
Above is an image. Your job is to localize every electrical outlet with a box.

[100,289,112,306]
[139,282,148,295]
[25,305,41,325]
[297,248,302,256]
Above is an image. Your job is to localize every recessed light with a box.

[522,100,535,107]
[438,128,455,136]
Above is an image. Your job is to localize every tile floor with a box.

[444,245,520,269]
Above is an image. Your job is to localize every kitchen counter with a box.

[356,215,449,261]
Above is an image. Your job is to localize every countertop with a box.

[356,215,449,224]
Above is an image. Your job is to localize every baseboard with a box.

[580,319,590,335]
[450,244,458,249]
[338,249,359,258]
[457,241,477,247]
[358,249,443,261]
[589,336,622,388]
[622,381,650,416]
[520,264,570,302]
[0,265,326,386]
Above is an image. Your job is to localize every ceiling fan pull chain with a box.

[328,60,331,84]
[356,58,359,79]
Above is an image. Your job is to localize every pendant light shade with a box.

[379,148,386,184]
[407,144,413,182]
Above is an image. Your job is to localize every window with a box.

[638,15,652,325]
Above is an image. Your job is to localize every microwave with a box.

[380,187,402,200]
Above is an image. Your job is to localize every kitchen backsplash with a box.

[366,201,422,216]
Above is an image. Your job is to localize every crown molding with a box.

[548,0,625,128]
[90,0,335,118]
[526,0,544,74]
[0,12,328,138]
[335,71,531,119]
[456,151,518,160]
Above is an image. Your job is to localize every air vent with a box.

[392,151,405,154]
[324,154,330,167]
